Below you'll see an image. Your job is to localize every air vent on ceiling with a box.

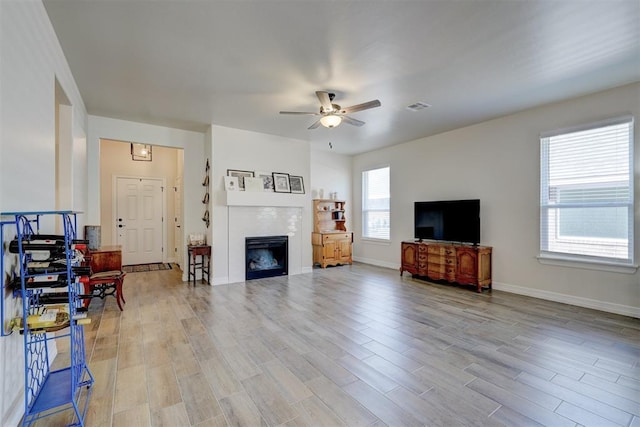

[406,102,431,111]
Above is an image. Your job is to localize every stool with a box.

[187,245,211,286]
[87,270,127,311]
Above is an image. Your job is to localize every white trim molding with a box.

[493,281,639,319]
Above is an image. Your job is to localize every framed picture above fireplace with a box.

[289,176,305,194]
[273,172,291,193]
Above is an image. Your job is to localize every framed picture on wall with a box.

[227,169,254,190]
[289,176,305,194]
[255,171,274,191]
[272,172,291,193]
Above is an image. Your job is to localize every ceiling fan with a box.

[280,91,381,129]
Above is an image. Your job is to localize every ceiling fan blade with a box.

[308,119,322,130]
[339,99,381,114]
[341,115,365,127]
[279,111,319,115]
[316,91,334,112]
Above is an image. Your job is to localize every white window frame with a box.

[539,115,637,273]
[362,165,390,242]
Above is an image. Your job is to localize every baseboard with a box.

[352,256,399,270]
[2,390,22,427]
[493,281,640,318]
[301,266,313,274]
[212,276,229,285]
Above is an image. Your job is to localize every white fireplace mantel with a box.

[222,191,307,207]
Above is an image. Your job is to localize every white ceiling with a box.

[43,0,640,155]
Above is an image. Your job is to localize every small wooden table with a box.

[187,245,211,285]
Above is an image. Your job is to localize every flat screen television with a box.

[414,199,480,244]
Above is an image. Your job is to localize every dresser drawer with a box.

[427,255,456,266]
[323,233,351,242]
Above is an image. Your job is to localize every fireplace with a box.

[245,235,288,280]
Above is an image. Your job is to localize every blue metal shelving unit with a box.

[0,211,94,426]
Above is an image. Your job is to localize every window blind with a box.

[362,166,390,240]
[540,116,634,264]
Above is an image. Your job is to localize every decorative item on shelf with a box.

[273,172,291,193]
[131,143,152,161]
[244,176,265,192]
[224,175,239,191]
[319,188,324,199]
[84,225,101,250]
[189,233,206,246]
[227,169,254,191]
[289,176,305,194]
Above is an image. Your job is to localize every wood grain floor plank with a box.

[555,401,621,427]
[465,362,562,411]
[219,391,268,427]
[466,377,576,427]
[581,372,640,404]
[260,359,313,404]
[302,349,358,387]
[150,402,191,427]
[200,354,243,399]
[343,380,424,427]
[178,372,223,425]
[113,365,148,414]
[517,372,633,426]
[551,373,640,416]
[305,376,380,426]
[112,403,151,427]
[241,373,299,425]
[291,396,347,427]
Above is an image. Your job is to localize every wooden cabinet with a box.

[312,199,352,268]
[401,242,418,275]
[400,241,492,292]
[312,231,353,268]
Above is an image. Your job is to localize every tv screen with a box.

[414,199,480,244]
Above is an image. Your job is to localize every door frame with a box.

[111,174,167,263]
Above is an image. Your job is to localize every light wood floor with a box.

[41,263,639,426]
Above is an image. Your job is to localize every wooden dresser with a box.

[401,241,492,292]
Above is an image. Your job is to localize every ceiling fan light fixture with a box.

[320,114,342,128]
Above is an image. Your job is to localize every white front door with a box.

[116,177,164,265]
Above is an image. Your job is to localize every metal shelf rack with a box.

[0,211,94,426]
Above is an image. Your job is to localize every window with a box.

[362,166,390,240]
[540,116,634,266]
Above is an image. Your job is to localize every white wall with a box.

[0,2,89,426]
[310,148,353,230]
[87,116,206,279]
[211,125,312,284]
[353,83,640,317]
